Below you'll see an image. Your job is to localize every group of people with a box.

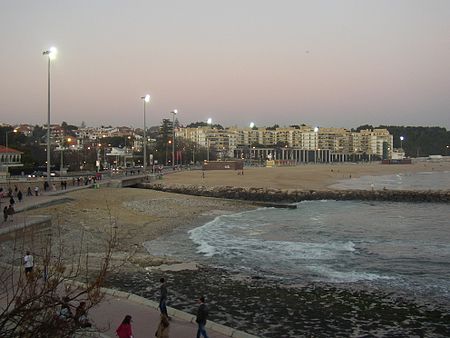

[1,186,18,223]
[22,250,210,337]
[116,277,210,338]
[22,251,92,328]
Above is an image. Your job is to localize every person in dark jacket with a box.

[159,277,169,317]
[196,296,209,338]
[3,206,8,222]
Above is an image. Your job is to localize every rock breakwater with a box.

[140,183,450,203]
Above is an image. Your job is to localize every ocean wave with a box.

[309,265,394,283]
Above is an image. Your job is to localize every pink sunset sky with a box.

[0,0,449,129]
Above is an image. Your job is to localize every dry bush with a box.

[0,209,131,338]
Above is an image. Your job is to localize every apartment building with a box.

[176,125,394,163]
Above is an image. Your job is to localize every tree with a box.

[266,124,279,131]
[0,218,121,337]
[186,122,224,130]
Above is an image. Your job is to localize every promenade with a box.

[0,180,258,338]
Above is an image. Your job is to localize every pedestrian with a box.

[116,314,133,338]
[34,186,39,196]
[196,296,209,338]
[7,204,15,222]
[44,181,49,192]
[57,296,73,320]
[17,190,23,202]
[159,277,169,317]
[75,301,92,328]
[3,206,8,222]
[9,196,15,206]
[27,186,33,196]
[155,314,170,338]
[23,251,34,275]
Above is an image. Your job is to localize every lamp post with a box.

[314,126,319,163]
[43,46,57,185]
[166,140,171,166]
[171,109,177,169]
[5,129,17,149]
[400,136,404,150]
[60,136,71,173]
[206,118,212,161]
[141,94,150,172]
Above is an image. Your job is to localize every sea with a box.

[107,171,450,337]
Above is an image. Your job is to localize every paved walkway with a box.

[89,293,234,338]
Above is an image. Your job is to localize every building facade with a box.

[176,125,393,163]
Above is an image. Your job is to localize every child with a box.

[116,315,133,338]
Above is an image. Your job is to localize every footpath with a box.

[0,183,259,338]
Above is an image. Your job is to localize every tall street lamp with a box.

[171,109,178,169]
[206,117,212,161]
[141,94,150,172]
[43,46,57,185]
[400,136,404,150]
[5,129,17,148]
[60,136,71,173]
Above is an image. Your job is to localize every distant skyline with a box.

[0,0,449,129]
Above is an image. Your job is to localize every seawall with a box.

[139,183,450,203]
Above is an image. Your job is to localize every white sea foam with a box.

[309,265,394,283]
[144,199,450,305]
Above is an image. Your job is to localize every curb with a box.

[0,215,51,236]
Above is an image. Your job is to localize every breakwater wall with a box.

[140,183,450,203]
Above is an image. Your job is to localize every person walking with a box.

[3,206,8,222]
[155,313,170,338]
[7,204,15,222]
[27,186,33,196]
[17,190,23,202]
[23,251,34,275]
[116,315,133,338]
[196,296,209,338]
[159,277,169,318]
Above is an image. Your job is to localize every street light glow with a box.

[249,122,255,128]
[172,109,178,114]
[207,118,212,125]
[314,127,319,133]
[400,136,404,141]
[144,94,150,103]
[43,46,58,60]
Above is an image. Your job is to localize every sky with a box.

[0,0,449,129]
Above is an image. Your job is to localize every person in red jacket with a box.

[116,315,133,338]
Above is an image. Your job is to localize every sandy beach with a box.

[7,161,450,260]
[163,161,450,190]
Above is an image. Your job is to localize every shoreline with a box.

[3,163,450,337]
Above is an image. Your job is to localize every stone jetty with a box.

[140,183,450,203]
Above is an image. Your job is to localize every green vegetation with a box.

[354,125,450,157]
